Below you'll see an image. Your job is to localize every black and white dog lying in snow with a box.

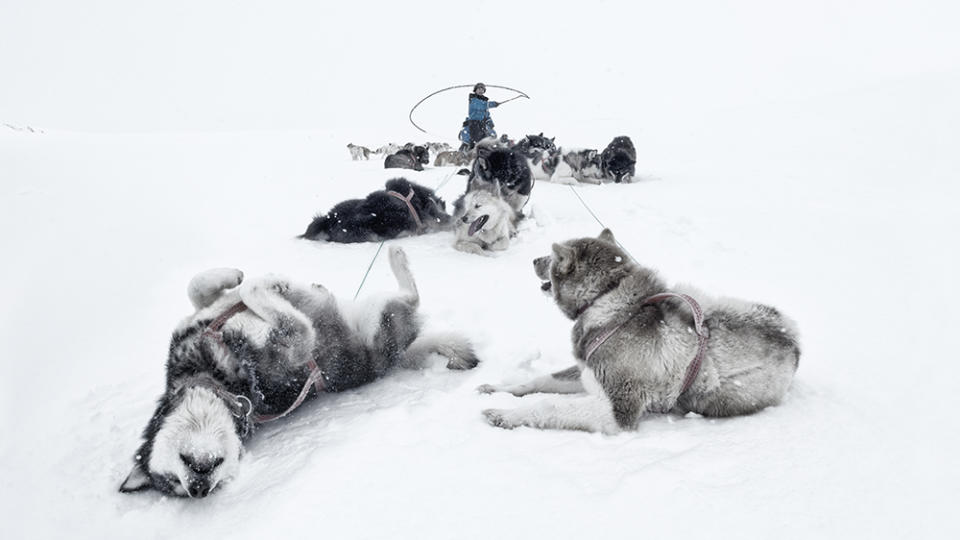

[119,247,479,497]
[600,136,637,183]
[300,178,451,243]
[384,145,430,171]
[465,144,533,220]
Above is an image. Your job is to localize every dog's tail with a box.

[299,215,330,240]
[404,332,479,370]
[388,246,419,307]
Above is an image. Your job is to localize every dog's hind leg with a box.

[477,365,584,396]
[187,268,244,310]
[482,394,619,434]
[388,246,419,307]
[401,332,479,370]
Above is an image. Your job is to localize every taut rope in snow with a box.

[353,240,386,300]
[566,185,638,264]
[352,170,459,300]
[408,84,530,135]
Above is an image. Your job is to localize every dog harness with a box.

[583,292,709,396]
[387,188,424,230]
[202,301,327,425]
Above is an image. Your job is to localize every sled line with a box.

[567,185,638,264]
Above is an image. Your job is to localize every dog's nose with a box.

[188,479,211,498]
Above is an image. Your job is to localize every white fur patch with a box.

[148,387,241,495]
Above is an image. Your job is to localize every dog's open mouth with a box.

[468,215,489,237]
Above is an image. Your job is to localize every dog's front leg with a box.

[187,268,244,310]
[485,234,510,252]
[238,277,316,357]
[478,366,584,396]
[454,240,490,256]
[483,395,620,434]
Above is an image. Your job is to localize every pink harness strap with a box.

[387,188,424,230]
[584,292,709,395]
[202,301,327,425]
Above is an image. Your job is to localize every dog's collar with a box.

[387,188,424,230]
[583,292,709,396]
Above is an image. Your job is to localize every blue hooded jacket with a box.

[467,93,499,121]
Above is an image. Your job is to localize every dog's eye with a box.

[474,204,481,209]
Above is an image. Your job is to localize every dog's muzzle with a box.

[187,477,212,498]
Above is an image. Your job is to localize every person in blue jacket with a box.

[459,82,499,150]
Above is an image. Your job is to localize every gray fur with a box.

[481,229,800,433]
[121,247,478,497]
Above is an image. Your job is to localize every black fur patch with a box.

[600,136,637,183]
[300,178,451,243]
[468,146,533,196]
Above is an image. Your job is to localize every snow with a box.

[2,1,959,539]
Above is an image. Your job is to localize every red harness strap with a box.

[583,292,710,396]
[387,188,424,230]
[202,301,326,424]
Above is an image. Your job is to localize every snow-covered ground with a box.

[2,2,959,539]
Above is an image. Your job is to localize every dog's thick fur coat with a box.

[120,247,478,497]
[452,188,516,255]
[300,178,451,243]
[480,229,799,434]
[466,146,533,220]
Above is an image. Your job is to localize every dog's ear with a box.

[598,228,616,244]
[589,150,597,159]
[552,243,576,274]
[119,464,152,493]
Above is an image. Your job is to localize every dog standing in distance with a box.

[480,229,799,433]
[347,143,373,160]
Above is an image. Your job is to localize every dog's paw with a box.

[447,353,479,371]
[482,409,518,429]
[271,280,290,295]
[476,384,499,394]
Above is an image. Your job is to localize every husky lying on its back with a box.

[120,247,478,497]
[480,229,799,433]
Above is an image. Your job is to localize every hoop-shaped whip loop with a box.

[408,84,530,134]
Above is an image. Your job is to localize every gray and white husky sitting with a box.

[480,229,799,434]
[119,247,478,497]
[452,187,516,256]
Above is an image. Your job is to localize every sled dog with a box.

[600,136,637,183]
[300,178,451,243]
[347,143,373,160]
[452,188,516,255]
[120,247,478,497]
[384,146,430,171]
[466,146,533,220]
[480,229,799,433]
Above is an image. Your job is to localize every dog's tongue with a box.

[468,215,489,237]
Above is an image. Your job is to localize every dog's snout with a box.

[187,478,211,498]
